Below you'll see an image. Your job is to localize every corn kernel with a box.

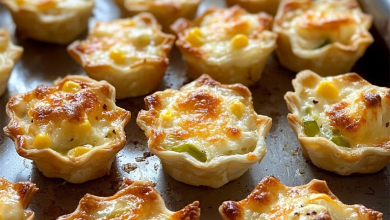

[77,120,92,134]
[230,100,246,118]
[231,34,249,49]
[15,0,25,5]
[186,27,204,47]
[309,194,337,205]
[33,133,52,149]
[68,146,90,157]
[126,19,134,26]
[160,109,173,121]
[316,81,339,99]
[109,49,126,64]
[62,81,81,93]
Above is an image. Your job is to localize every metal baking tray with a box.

[0,0,389,219]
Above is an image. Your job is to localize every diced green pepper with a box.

[170,144,207,162]
[331,135,350,147]
[303,120,320,137]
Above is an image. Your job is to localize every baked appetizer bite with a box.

[285,70,390,175]
[137,74,272,188]
[225,0,281,16]
[219,176,383,220]
[4,75,131,183]
[114,0,202,32]
[68,14,175,99]
[0,29,23,96]
[0,177,38,220]
[57,178,201,220]
[1,0,94,44]
[273,0,373,76]
[171,6,277,86]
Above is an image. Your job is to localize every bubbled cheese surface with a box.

[139,75,262,161]
[219,176,383,220]
[74,16,172,70]
[297,73,390,149]
[277,0,370,50]
[6,76,128,156]
[180,6,275,65]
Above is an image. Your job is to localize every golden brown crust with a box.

[4,75,131,183]
[219,176,383,220]
[57,178,201,220]
[1,0,94,44]
[68,13,175,99]
[171,5,277,86]
[284,70,390,175]
[273,0,373,76]
[0,177,38,220]
[137,74,272,188]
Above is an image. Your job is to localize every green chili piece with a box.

[303,120,320,137]
[170,144,207,162]
[331,136,350,147]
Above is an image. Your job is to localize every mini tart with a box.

[1,0,94,44]
[225,0,281,16]
[0,29,23,96]
[285,70,390,175]
[137,74,272,188]
[114,0,202,32]
[68,14,175,99]
[219,176,383,220]
[0,177,38,220]
[171,6,277,86]
[272,0,373,76]
[57,178,201,220]
[4,75,131,183]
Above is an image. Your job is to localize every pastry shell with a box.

[137,74,272,188]
[4,75,131,183]
[171,6,277,86]
[57,178,201,220]
[0,177,38,220]
[219,176,383,220]
[273,0,374,76]
[1,0,94,44]
[114,0,202,32]
[68,13,175,99]
[0,29,23,96]
[225,0,281,16]
[285,70,390,175]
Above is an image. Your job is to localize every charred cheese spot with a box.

[363,92,381,108]
[326,101,363,132]
[176,90,222,119]
[221,201,242,219]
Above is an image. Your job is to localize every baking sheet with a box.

[0,0,389,219]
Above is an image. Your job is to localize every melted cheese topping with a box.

[276,0,371,50]
[0,178,37,220]
[138,75,261,161]
[58,179,200,220]
[297,73,390,149]
[219,176,383,220]
[6,76,129,156]
[176,6,276,65]
[73,15,174,70]
[10,0,94,15]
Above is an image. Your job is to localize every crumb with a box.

[121,163,137,173]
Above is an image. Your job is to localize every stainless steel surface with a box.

[0,0,389,219]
